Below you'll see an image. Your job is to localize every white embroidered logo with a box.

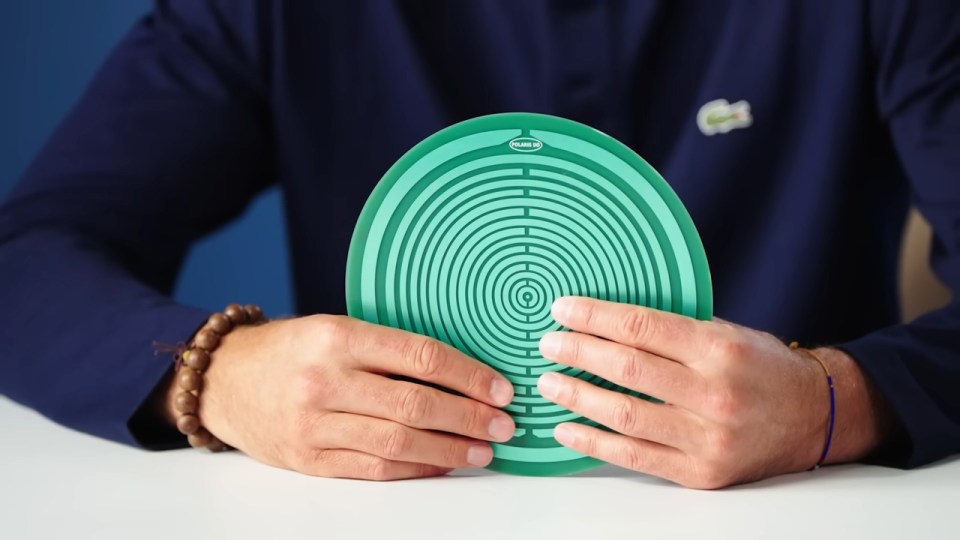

[697,99,753,136]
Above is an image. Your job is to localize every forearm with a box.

[0,229,209,445]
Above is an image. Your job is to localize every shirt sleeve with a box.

[0,0,273,447]
[837,0,960,467]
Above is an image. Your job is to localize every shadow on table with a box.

[729,454,960,491]
[452,464,674,486]
[453,455,960,490]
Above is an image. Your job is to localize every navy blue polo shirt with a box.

[1,1,958,467]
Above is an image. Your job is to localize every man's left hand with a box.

[537,296,889,489]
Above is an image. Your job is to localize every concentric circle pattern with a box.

[347,113,712,476]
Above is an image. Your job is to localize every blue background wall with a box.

[0,1,294,315]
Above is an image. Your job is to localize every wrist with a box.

[162,305,267,450]
[160,367,180,429]
[813,347,895,464]
[190,320,267,445]
[160,321,263,429]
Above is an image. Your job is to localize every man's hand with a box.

[164,315,515,480]
[537,297,894,489]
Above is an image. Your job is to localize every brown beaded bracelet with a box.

[173,303,266,451]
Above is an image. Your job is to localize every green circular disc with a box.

[346,113,712,476]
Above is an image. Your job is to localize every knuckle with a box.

[614,444,645,472]
[616,350,643,385]
[295,367,336,408]
[702,427,737,463]
[411,339,446,379]
[715,334,749,363]
[418,463,447,478]
[291,409,315,442]
[365,458,393,481]
[611,400,639,432]
[313,314,351,350]
[562,379,581,406]
[462,404,488,436]
[464,364,489,398]
[560,334,578,359]
[380,427,411,460]
[706,387,743,420]
[576,430,596,454]
[579,302,597,328]
[396,387,431,425]
[441,441,467,466]
[691,462,736,490]
[294,447,330,476]
[413,463,438,478]
[620,310,653,342]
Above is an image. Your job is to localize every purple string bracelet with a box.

[789,342,836,470]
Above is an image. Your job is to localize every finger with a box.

[342,318,514,407]
[296,448,451,481]
[550,297,713,364]
[316,413,494,468]
[539,330,703,408]
[537,372,696,450]
[552,422,688,485]
[332,373,516,442]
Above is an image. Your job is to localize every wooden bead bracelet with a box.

[174,304,266,451]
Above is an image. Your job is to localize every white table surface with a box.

[1,396,957,540]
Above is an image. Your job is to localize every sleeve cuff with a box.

[837,331,950,468]
[120,304,211,449]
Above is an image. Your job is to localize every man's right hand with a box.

[163,315,516,480]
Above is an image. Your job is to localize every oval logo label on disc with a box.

[508,136,544,153]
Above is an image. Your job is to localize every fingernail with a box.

[488,415,515,441]
[551,297,575,322]
[553,423,576,447]
[538,372,563,401]
[539,332,562,358]
[490,378,514,406]
[466,444,493,467]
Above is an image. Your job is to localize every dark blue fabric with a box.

[1,1,957,465]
